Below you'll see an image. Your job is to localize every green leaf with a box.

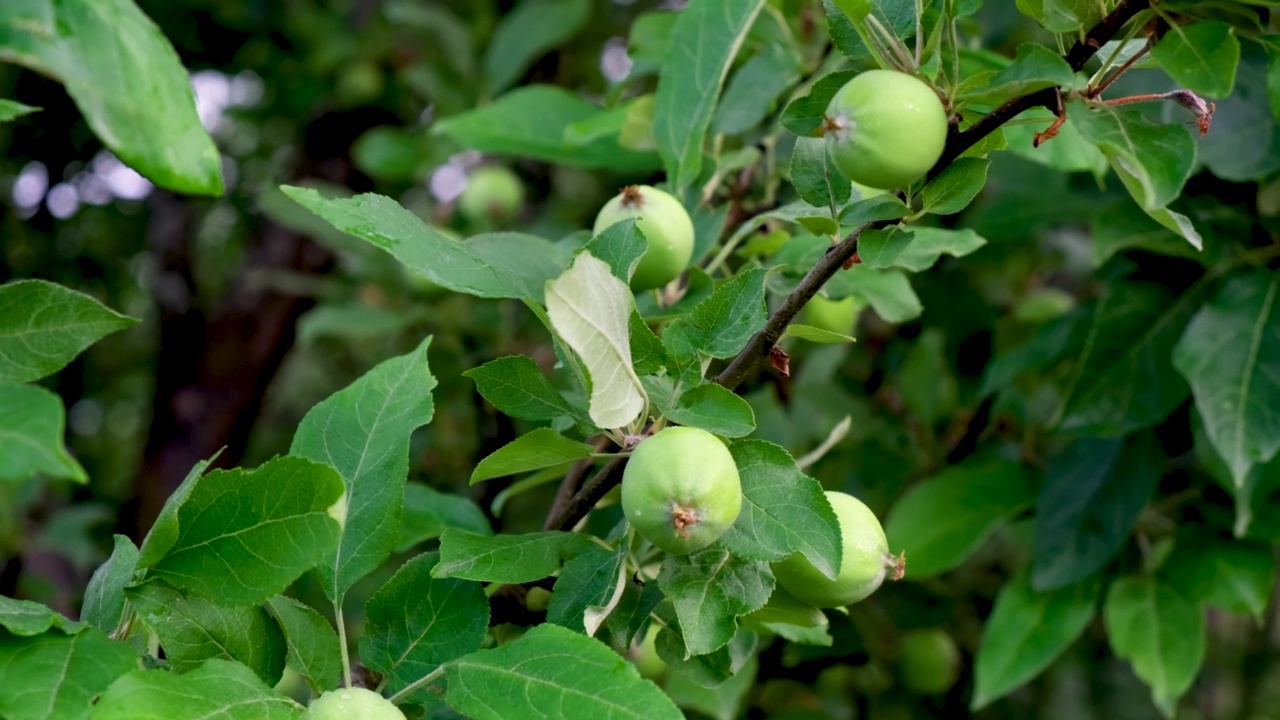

[658,546,774,656]
[291,338,436,603]
[547,543,629,635]
[545,253,647,430]
[396,483,492,552]
[470,429,597,485]
[81,535,139,633]
[583,219,648,283]
[264,596,342,696]
[838,194,910,226]
[791,136,850,210]
[144,456,345,607]
[464,355,583,423]
[1201,49,1280,182]
[783,324,856,344]
[1173,271,1280,488]
[1090,201,1206,267]
[1003,109,1110,177]
[1015,0,1099,33]
[855,227,913,269]
[906,227,989,270]
[886,458,1038,579]
[1103,575,1205,716]
[0,99,38,122]
[1054,282,1200,436]
[662,384,757,438]
[972,572,1100,709]
[0,627,135,720]
[652,0,767,188]
[126,582,286,684]
[1070,101,1198,246]
[1151,21,1240,99]
[666,653,757,720]
[0,280,137,384]
[91,659,302,720]
[0,595,82,636]
[280,187,566,300]
[781,69,857,137]
[434,529,593,584]
[434,85,659,171]
[137,454,219,568]
[962,42,1075,104]
[0,0,222,194]
[896,328,959,427]
[484,0,590,93]
[825,265,922,324]
[719,440,842,579]
[713,42,802,134]
[920,158,989,215]
[361,552,488,703]
[630,311,670,376]
[0,383,85,483]
[741,588,832,646]
[1032,435,1161,591]
[664,267,768,365]
[444,624,682,720]
[1159,535,1275,622]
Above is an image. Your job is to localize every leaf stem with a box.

[335,601,353,688]
[388,665,446,705]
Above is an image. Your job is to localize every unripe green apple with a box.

[458,166,524,224]
[801,294,865,335]
[592,185,695,291]
[772,491,896,608]
[621,426,742,555]
[305,688,405,720]
[524,586,552,613]
[898,628,961,695]
[824,70,948,190]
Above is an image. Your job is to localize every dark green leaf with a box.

[972,572,1100,709]
[713,43,802,134]
[825,266,922,324]
[0,280,137,384]
[484,0,590,93]
[1159,535,1275,622]
[435,85,660,170]
[0,383,85,483]
[886,458,1038,578]
[396,483,492,552]
[1151,21,1239,98]
[583,219,648,283]
[291,338,437,603]
[791,136,850,210]
[1173,271,1280,488]
[127,582,286,684]
[658,546,774,655]
[838,194,910,226]
[663,384,757,438]
[361,552,488,703]
[434,529,593,584]
[464,356,583,423]
[265,596,342,695]
[1032,435,1161,591]
[0,596,81,636]
[781,69,857,137]
[444,624,682,720]
[1054,282,1201,436]
[663,268,768,364]
[91,659,301,720]
[921,158,989,215]
[145,456,345,607]
[962,42,1075,104]
[547,543,628,635]
[719,440,842,578]
[652,0,767,188]
[81,534,139,633]
[470,429,597,484]
[0,628,136,720]
[1103,575,1205,715]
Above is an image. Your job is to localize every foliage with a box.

[1,0,1279,718]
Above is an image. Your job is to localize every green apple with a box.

[772,491,896,608]
[825,70,948,190]
[458,166,524,224]
[305,688,405,720]
[899,628,961,695]
[801,294,865,335]
[621,426,742,554]
[592,185,695,291]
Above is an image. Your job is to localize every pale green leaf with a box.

[90,659,302,720]
[470,428,597,485]
[1104,575,1205,716]
[433,529,593,584]
[81,535,139,633]
[265,596,342,695]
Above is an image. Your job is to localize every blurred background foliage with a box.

[2,1,1279,718]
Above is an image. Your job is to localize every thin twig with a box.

[543,436,612,531]
[544,456,627,532]
[715,0,1152,390]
